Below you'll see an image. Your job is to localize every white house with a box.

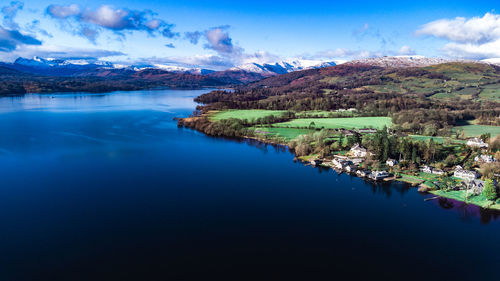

[420,165,433,174]
[370,171,389,180]
[332,158,352,170]
[356,170,371,177]
[453,166,479,181]
[474,154,495,163]
[467,138,488,148]
[386,159,398,167]
[432,168,445,175]
[350,144,367,158]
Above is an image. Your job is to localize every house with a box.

[350,144,368,158]
[356,170,371,177]
[467,138,488,148]
[432,168,445,175]
[358,128,377,134]
[332,158,352,170]
[453,166,479,181]
[386,158,398,167]
[420,165,433,174]
[345,164,357,173]
[310,159,322,166]
[468,180,485,195]
[342,130,355,136]
[474,154,495,163]
[370,171,389,180]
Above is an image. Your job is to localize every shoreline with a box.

[180,119,500,211]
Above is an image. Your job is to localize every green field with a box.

[408,135,465,144]
[211,110,287,121]
[479,83,500,101]
[295,110,357,118]
[254,127,314,141]
[430,190,500,210]
[273,117,392,130]
[452,124,500,137]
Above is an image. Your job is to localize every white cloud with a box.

[417,12,500,59]
[0,44,124,62]
[416,13,500,44]
[398,45,416,55]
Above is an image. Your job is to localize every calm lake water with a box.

[0,89,499,280]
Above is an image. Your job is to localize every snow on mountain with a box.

[144,64,215,75]
[481,58,500,66]
[230,59,336,75]
[345,56,451,68]
[14,56,114,68]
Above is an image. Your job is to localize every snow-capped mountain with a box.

[139,64,215,75]
[6,56,117,76]
[14,56,114,68]
[345,56,451,68]
[230,59,337,75]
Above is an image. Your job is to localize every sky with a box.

[1,0,500,70]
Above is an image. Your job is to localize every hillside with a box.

[193,62,500,136]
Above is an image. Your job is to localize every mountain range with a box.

[2,55,499,96]
[0,56,337,80]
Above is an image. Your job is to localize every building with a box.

[386,158,398,167]
[467,138,488,148]
[310,159,322,166]
[468,180,485,195]
[474,154,495,163]
[342,130,355,137]
[432,168,445,175]
[350,144,368,158]
[332,158,352,170]
[358,128,377,134]
[420,165,445,175]
[370,171,389,180]
[356,170,371,177]
[345,165,357,173]
[453,166,479,181]
[420,165,433,174]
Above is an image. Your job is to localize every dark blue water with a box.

[0,90,499,281]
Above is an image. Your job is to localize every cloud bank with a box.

[417,12,500,59]
[46,4,179,41]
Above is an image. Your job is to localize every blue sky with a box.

[1,0,500,69]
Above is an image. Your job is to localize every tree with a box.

[482,179,497,201]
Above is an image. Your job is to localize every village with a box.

[305,132,499,208]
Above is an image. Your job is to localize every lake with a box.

[0,89,499,280]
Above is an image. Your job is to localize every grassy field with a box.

[430,190,500,210]
[273,117,392,130]
[254,127,314,141]
[479,83,500,101]
[408,135,465,144]
[295,110,357,118]
[210,110,287,121]
[452,124,500,137]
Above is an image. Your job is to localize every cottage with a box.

[420,165,433,174]
[332,158,352,170]
[370,171,389,180]
[474,154,495,163]
[356,170,371,177]
[453,166,479,181]
[468,180,485,195]
[432,168,445,175]
[350,144,367,158]
[467,138,488,148]
[342,130,355,137]
[345,164,357,173]
[386,158,398,167]
[358,128,378,134]
[310,159,322,166]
